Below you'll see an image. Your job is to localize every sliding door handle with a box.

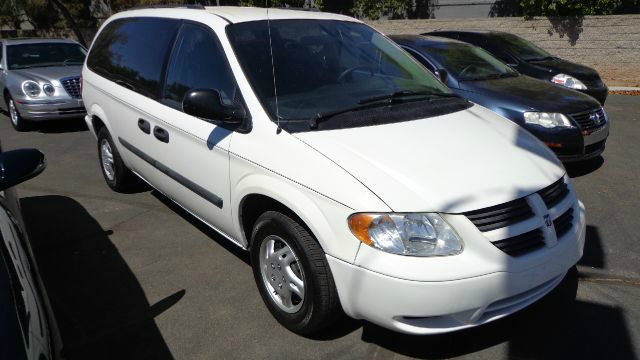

[138,118,151,134]
[153,126,170,143]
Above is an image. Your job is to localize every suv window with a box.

[163,23,238,110]
[87,17,180,98]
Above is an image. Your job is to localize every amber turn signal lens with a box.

[348,214,376,246]
[544,141,563,148]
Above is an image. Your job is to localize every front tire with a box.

[250,211,341,335]
[97,127,137,192]
[6,95,30,131]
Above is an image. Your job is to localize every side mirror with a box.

[435,69,449,84]
[182,89,245,125]
[0,149,46,191]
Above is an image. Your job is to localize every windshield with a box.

[227,20,451,122]
[7,43,87,70]
[494,33,552,62]
[423,42,517,81]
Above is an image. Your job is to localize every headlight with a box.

[348,213,463,256]
[551,73,587,90]
[22,81,41,97]
[42,83,55,96]
[524,112,573,128]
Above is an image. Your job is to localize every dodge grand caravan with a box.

[82,6,586,335]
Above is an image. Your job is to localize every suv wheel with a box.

[97,127,137,192]
[250,211,341,335]
[6,95,30,131]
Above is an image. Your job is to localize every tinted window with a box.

[494,33,552,62]
[403,47,435,73]
[6,43,86,70]
[163,23,238,110]
[87,17,180,98]
[421,43,517,81]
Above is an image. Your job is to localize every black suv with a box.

[426,30,608,104]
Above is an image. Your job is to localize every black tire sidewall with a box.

[250,212,328,333]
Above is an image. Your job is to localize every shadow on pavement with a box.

[565,156,604,178]
[357,267,636,359]
[28,117,89,134]
[579,225,606,269]
[150,190,250,265]
[21,195,180,360]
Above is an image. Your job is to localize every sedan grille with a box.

[537,177,569,208]
[491,228,545,256]
[61,76,81,99]
[553,208,574,238]
[570,108,606,133]
[463,197,534,232]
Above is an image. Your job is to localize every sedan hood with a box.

[459,75,601,114]
[529,58,601,82]
[295,105,565,213]
[11,66,82,83]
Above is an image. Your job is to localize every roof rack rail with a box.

[129,4,205,10]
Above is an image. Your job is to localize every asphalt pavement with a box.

[1,95,638,359]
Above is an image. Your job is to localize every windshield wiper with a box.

[308,91,460,129]
[358,90,459,105]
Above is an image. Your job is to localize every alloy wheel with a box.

[259,235,305,313]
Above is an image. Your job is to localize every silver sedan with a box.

[1,38,86,131]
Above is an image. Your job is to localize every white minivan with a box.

[82,6,585,335]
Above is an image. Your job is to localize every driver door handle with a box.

[153,126,170,143]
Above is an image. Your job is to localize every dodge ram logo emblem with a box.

[544,214,553,227]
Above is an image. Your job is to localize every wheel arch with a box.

[234,174,360,262]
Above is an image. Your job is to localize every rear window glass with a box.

[87,17,180,98]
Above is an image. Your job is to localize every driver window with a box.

[163,23,238,111]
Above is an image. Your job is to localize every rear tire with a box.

[97,127,137,192]
[6,94,30,131]
[250,211,341,335]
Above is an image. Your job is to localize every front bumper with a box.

[14,98,85,121]
[580,85,608,105]
[525,121,609,163]
[327,201,586,335]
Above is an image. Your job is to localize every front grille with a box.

[537,177,569,208]
[491,228,545,256]
[553,208,574,238]
[585,140,606,155]
[463,197,534,232]
[570,108,606,133]
[61,76,81,99]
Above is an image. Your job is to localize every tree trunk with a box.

[49,0,87,46]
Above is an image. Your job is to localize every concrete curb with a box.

[610,87,640,91]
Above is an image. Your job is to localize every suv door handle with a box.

[153,126,169,143]
[138,118,151,134]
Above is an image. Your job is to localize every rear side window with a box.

[163,23,238,110]
[87,17,180,98]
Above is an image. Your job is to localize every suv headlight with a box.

[524,112,573,128]
[348,213,463,256]
[22,81,41,97]
[551,73,587,90]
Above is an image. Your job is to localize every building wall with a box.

[367,15,640,87]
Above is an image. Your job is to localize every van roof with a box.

[116,6,359,24]
[2,38,79,46]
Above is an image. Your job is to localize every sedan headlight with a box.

[551,73,587,90]
[22,81,41,97]
[348,213,463,256]
[524,112,573,128]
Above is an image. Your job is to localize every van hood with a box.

[294,105,565,213]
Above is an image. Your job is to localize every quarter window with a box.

[163,23,238,111]
[87,17,180,98]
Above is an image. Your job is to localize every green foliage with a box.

[238,0,324,8]
[519,0,623,16]
[352,0,407,19]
